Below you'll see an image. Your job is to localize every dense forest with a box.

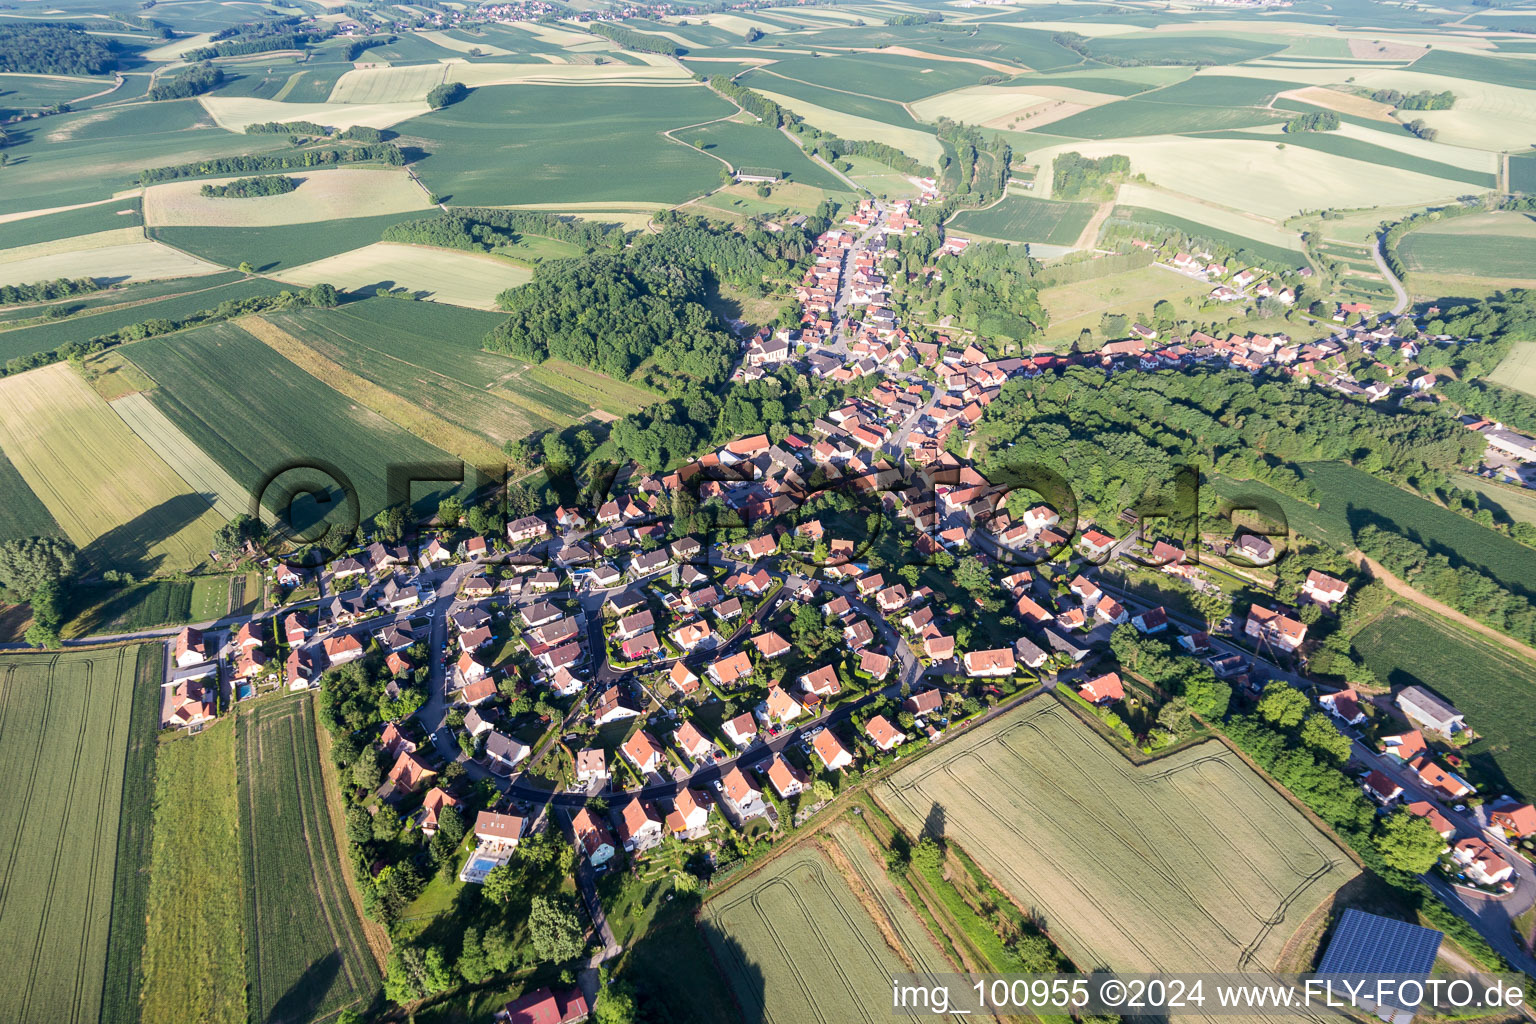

[138,143,404,183]
[382,208,630,253]
[0,22,118,75]
[199,174,298,198]
[1283,111,1340,132]
[185,29,329,60]
[148,62,224,101]
[0,277,100,306]
[585,22,683,55]
[1052,151,1129,199]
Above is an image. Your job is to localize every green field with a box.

[1490,341,1536,397]
[1106,205,1304,264]
[1354,604,1536,802]
[403,84,733,206]
[1464,474,1536,526]
[66,580,199,638]
[1410,48,1536,92]
[1045,75,1300,139]
[877,699,1355,976]
[0,446,63,543]
[1212,462,1536,600]
[764,52,990,102]
[140,722,246,1024]
[1397,213,1536,278]
[0,645,159,1024]
[949,194,1096,246]
[1512,152,1536,194]
[124,319,464,521]
[238,698,380,1024]
[739,69,923,127]
[672,119,847,190]
[0,276,290,365]
[150,211,427,273]
[702,830,954,1023]
[0,197,142,249]
[0,269,243,326]
[1077,34,1286,66]
[0,100,295,216]
[0,73,112,119]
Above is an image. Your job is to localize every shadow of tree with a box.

[922,800,946,845]
[264,949,341,1024]
[79,492,215,576]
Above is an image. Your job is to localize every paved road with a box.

[1373,233,1410,316]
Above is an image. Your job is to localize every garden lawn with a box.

[876,700,1355,975]
[1353,604,1536,802]
[403,84,733,207]
[237,698,380,1024]
[140,723,246,1024]
[0,646,153,1024]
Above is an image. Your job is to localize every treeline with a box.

[1052,30,1214,67]
[1380,197,1536,281]
[886,11,941,24]
[3,284,338,379]
[1283,111,1339,133]
[200,174,297,198]
[1370,88,1455,110]
[185,30,329,60]
[244,122,384,143]
[1052,151,1129,199]
[934,119,1010,205]
[1403,118,1437,142]
[382,208,629,253]
[0,22,118,75]
[708,75,795,127]
[1440,377,1536,435]
[1101,212,1304,277]
[426,81,468,109]
[340,35,396,61]
[0,277,100,306]
[148,62,224,101]
[138,142,404,183]
[585,21,683,55]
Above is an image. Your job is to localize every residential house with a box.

[752,631,791,660]
[1405,800,1455,841]
[672,721,714,762]
[722,712,758,748]
[1363,769,1404,805]
[1246,606,1307,651]
[865,714,905,752]
[506,515,549,544]
[719,765,765,818]
[667,662,700,695]
[799,664,841,697]
[666,788,710,839]
[1094,596,1128,626]
[708,651,754,689]
[473,810,524,850]
[1078,672,1124,706]
[672,620,713,652]
[616,798,664,852]
[173,626,207,668]
[764,686,803,724]
[1452,838,1513,886]
[1303,570,1349,606]
[418,788,459,836]
[905,689,943,717]
[812,729,855,771]
[462,708,494,737]
[765,753,808,800]
[1319,688,1366,726]
[859,650,892,679]
[282,613,310,645]
[1489,801,1536,839]
[593,686,642,724]
[485,731,529,772]
[1417,760,1473,802]
[575,748,609,785]
[388,751,436,792]
[570,808,616,867]
[324,633,365,665]
[622,730,665,775]
[963,648,1015,678]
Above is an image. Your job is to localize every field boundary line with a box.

[1351,551,1536,663]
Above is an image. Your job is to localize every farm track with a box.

[1352,552,1536,663]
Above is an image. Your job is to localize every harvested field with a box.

[198,95,429,132]
[327,60,687,103]
[0,363,225,572]
[419,29,515,54]
[0,225,144,265]
[0,239,221,288]
[276,241,532,309]
[0,645,154,1024]
[238,698,380,1024]
[1490,341,1536,397]
[877,701,1356,977]
[140,721,245,1024]
[1275,85,1396,121]
[702,838,953,1023]
[143,168,432,228]
[909,84,1114,126]
[112,392,255,522]
[1114,183,1304,254]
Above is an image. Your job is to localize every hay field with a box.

[1032,136,1462,218]
[1114,183,1304,253]
[0,645,150,1024]
[327,60,687,103]
[877,701,1356,977]
[752,88,944,165]
[702,837,954,1024]
[910,83,1113,126]
[0,363,224,572]
[198,95,429,131]
[112,392,255,522]
[0,226,144,266]
[1490,341,1536,397]
[0,239,221,287]
[1275,85,1396,121]
[277,241,532,309]
[143,168,432,228]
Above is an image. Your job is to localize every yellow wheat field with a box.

[0,363,225,570]
[142,168,432,228]
[275,241,532,310]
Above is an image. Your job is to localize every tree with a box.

[482,864,518,905]
[374,504,407,542]
[212,514,266,561]
[238,260,255,275]
[1256,680,1309,729]
[529,895,586,963]
[426,81,468,109]
[384,945,453,1005]
[1183,670,1231,720]
[346,805,373,845]
[0,536,79,597]
[456,927,492,984]
[305,282,339,307]
[543,433,575,472]
[351,752,382,789]
[1156,696,1191,735]
[910,836,943,873]
[594,981,640,1024]
[437,495,465,528]
[811,778,834,804]
[1011,932,1064,972]
[1299,713,1351,763]
[1376,806,1446,874]
[373,805,402,841]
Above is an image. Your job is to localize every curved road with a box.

[1372,233,1411,316]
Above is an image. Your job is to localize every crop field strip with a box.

[0,445,63,545]
[111,393,258,523]
[122,319,467,521]
[275,242,534,311]
[0,647,140,1024]
[948,194,1097,246]
[876,700,1355,995]
[237,699,379,1024]
[149,210,431,274]
[0,363,227,573]
[1354,604,1536,804]
[703,844,948,1024]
